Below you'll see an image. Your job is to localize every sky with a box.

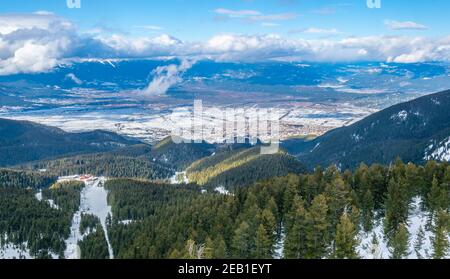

[0,0,449,75]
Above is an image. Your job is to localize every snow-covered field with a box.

[4,101,375,143]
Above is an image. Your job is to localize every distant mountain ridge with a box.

[0,118,140,166]
[286,89,450,169]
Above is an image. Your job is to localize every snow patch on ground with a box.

[358,197,448,259]
[391,110,408,122]
[351,133,362,143]
[214,186,230,195]
[431,98,441,105]
[310,142,320,152]
[407,197,433,259]
[35,189,59,210]
[35,190,42,202]
[357,219,390,259]
[170,171,189,184]
[425,137,450,162]
[274,226,286,259]
[0,243,32,259]
[64,210,82,259]
[119,220,135,225]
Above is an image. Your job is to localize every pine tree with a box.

[283,195,307,259]
[305,194,329,259]
[414,226,425,259]
[255,224,272,259]
[390,224,409,259]
[432,210,449,259]
[260,208,277,245]
[384,178,409,235]
[231,221,252,258]
[428,176,441,213]
[324,177,352,233]
[370,233,381,259]
[204,237,214,259]
[362,189,374,232]
[334,212,359,259]
[213,235,227,259]
[283,181,298,216]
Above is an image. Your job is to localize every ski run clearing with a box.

[63,176,114,259]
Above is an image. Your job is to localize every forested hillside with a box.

[21,153,174,181]
[150,137,214,170]
[186,146,305,189]
[0,169,57,189]
[0,180,83,258]
[103,160,450,259]
[285,90,450,169]
[0,118,140,166]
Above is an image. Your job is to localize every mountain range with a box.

[1,89,450,173]
[0,118,139,166]
[283,89,450,169]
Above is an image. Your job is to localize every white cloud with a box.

[0,13,73,35]
[214,8,261,18]
[261,22,280,27]
[65,73,83,85]
[34,10,54,16]
[0,13,74,75]
[133,25,164,31]
[0,13,449,75]
[140,59,196,96]
[385,20,428,30]
[201,34,450,63]
[214,8,296,22]
[299,28,341,35]
[249,13,296,21]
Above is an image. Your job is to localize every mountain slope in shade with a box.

[288,90,450,169]
[0,118,140,166]
[150,137,215,170]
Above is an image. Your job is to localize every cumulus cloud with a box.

[141,59,196,96]
[0,13,449,76]
[0,13,75,75]
[202,34,450,63]
[385,20,428,30]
